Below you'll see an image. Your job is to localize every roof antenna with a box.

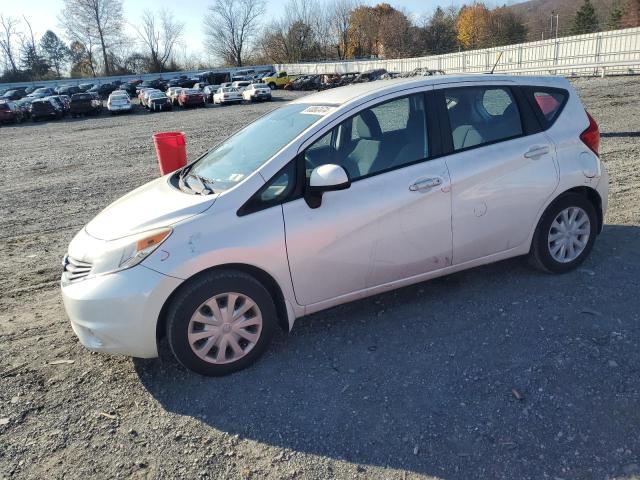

[490,51,504,74]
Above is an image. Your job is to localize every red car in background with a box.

[0,102,25,124]
[177,89,205,108]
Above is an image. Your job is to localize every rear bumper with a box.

[61,265,183,358]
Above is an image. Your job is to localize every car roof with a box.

[291,74,568,107]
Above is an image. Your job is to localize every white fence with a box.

[276,27,640,77]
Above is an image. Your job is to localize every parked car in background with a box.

[220,82,233,88]
[31,98,63,121]
[177,89,205,108]
[141,89,161,108]
[212,86,242,105]
[0,101,25,124]
[262,71,297,89]
[14,98,32,119]
[24,85,44,94]
[47,96,70,116]
[78,83,94,92]
[1,89,26,100]
[193,82,209,91]
[70,93,102,117]
[242,83,272,102]
[166,87,183,105]
[137,79,166,93]
[89,83,118,99]
[231,80,251,93]
[107,92,132,114]
[285,75,322,91]
[168,76,196,89]
[27,87,56,99]
[147,91,173,112]
[202,85,220,103]
[352,69,387,83]
[56,85,81,96]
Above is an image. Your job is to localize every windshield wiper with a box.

[185,173,213,195]
[177,164,212,195]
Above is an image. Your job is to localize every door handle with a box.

[409,177,442,191]
[524,145,550,159]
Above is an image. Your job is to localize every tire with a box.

[166,270,277,376]
[268,82,276,90]
[528,192,597,274]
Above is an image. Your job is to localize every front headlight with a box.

[90,228,172,276]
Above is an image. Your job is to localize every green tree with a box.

[20,43,50,79]
[40,30,70,78]
[571,0,599,35]
[488,6,527,46]
[423,7,458,55]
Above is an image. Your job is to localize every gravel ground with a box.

[1,77,639,480]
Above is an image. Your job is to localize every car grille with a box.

[62,255,93,282]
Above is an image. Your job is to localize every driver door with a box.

[282,91,452,307]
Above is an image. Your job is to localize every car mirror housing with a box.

[305,164,351,209]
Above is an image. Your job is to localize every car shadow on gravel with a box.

[134,224,640,479]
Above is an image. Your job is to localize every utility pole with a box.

[551,11,560,39]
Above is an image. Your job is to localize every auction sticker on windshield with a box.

[301,106,337,115]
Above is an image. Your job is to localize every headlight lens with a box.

[90,228,172,276]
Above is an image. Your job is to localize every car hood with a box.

[85,175,217,241]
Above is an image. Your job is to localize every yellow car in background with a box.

[262,71,298,89]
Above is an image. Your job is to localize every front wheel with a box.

[166,270,277,376]
[528,192,597,273]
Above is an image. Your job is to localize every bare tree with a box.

[203,0,265,66]
[0,14,20,73]
[59,0,124,75]
[329,0,355,59]
[134,10,184,72]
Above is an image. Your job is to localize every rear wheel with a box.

[166,270,277,376]
[528,193,597,273]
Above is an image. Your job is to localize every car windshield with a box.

[189,103,324,191]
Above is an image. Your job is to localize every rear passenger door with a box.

[438,82,559,264]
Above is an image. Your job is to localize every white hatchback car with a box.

[62,75,607,376]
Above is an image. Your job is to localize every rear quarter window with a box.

[525,87,568,129]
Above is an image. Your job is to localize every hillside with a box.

[509,0,627,40]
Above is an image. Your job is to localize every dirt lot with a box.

[1,77,639,480]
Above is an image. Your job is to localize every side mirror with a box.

[305,164,351,208]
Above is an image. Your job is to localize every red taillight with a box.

[580,111,600,156]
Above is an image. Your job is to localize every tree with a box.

[346,3,410,59]
[40,30,70,78]
[422,6,458,55]
[203,0,265,67]
[59,0,124,75]
[134,10,184,72]
[69,39,96,77]
[571,0,599,35]
[0,15,20,73]
[329,0,355,59]
[607,5,624,29]
[488,6,527,46]
[456,2,491,50]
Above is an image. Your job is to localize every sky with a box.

[1,0,517,60]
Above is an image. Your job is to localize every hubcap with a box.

[187,292,262,365]
[547,206,591,263]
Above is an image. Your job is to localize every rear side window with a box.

[444,86,523,151]
[527,88,568,127]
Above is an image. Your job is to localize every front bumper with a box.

[61,265,182,358]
